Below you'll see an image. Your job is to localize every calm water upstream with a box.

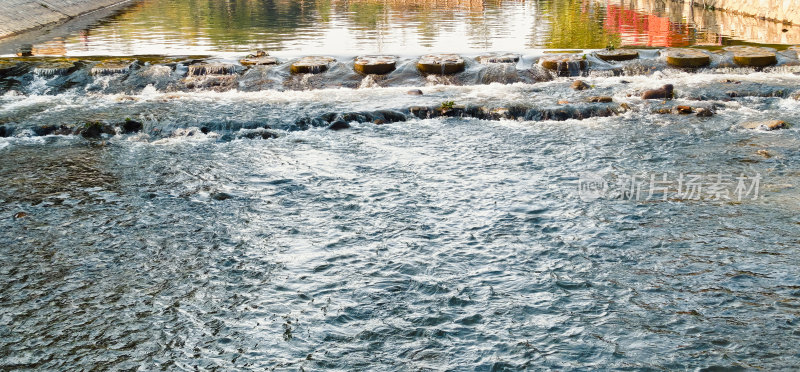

[1,0,800,371]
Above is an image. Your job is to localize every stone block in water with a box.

[661,48,710,68]
[188,63,239,76]
[724,46,777,68]
[91,59,135,75]
[33,59,78,76]
[290,56,336,74]
[354,55,397,75]
[594,49,639,62]
[475,53,519,64]
[538,54,587,76]
[240,51,278,66]
[417,54,465,75]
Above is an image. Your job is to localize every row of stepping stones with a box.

[2,46,796,79]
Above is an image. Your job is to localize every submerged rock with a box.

[121,119,143,133]
[724,46,777,68]
[80,122,114,139]
[417,54,465,75]
[571,80,590,90]
[290,56,336,74]
[0,125,7,137]
[696,108,714,117]
[587,96,613,103]
[328,120,350,130]
[354,55,397,75]
[674,105,693,114]
[661,48,710,68]
[642,84,674,100]
[595,49,639,62]
[742,120,790,130]
[407,89,423,96]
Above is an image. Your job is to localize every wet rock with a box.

[438,104,466,117]
[373,119,385,125]
[642,84,674,100]
[595,49,639,62]
[341,112,369,123]
[475,53,519,64]
[742,120,790,130]
[407,89,423,96]
[354,55,397,75]
[417,54,465,75]
[373,110,406,123]
[121,119,143,133]
[674,105,693,114]
[241,128,278,139]
[756,149,772,158]
[200,127,210,134]
[16,44,33,57]
[0,125,7,138]
[80,121,113,139]
[409,106,431,119]
[525,104,624,121]
[328,120,350,130]
[571,80,590,90]
[695,108,714,117]
[91,59,135,75]
[661,48,710,68]
[290,56,336,74]
[33,60,77,76]
[487,107,513,120]
[34,125,73,136]
[211,192,232,201]
[557,100,570,105]
[13,211,28,219]
[538,54,587,76]
[724,46,777,68]
[587,96,613,103]
[188,63,239,76]
[240,51,278,66]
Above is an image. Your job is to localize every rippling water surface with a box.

[9,0,800,56]
[1,0,800,370]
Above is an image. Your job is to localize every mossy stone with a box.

[662,48,710,68]
[91,59,135,75]
[291,56,336,74]
[354,55,397,75]
[724,46,777,67]
[595,49,639,62]
[240,51,278,66]
[417,54,465,75]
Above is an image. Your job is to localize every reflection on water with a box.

[22,0,800,56]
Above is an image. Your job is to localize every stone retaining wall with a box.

[0,0,132,39]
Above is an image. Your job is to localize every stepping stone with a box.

[33,60,76,76]
[240,51,278,66]
[354,55,397,75]
[595,49,638,62]
[475,53,519,64]
[724,46,777,67]
[538,54,587,76]
[661,48,710,68]
[91,59,135,75]
[188,63,239,76]
[417,54,465,74]
[290,56,336,74]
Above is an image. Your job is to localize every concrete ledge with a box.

[0,0,133,40]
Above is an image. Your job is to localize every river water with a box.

[1,0,800,371]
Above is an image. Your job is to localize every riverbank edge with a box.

[0,0,135,40]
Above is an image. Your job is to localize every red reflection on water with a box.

[604,4,702,47]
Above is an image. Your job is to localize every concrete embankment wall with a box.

[0,0,131,39]
[703,0,799,25]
